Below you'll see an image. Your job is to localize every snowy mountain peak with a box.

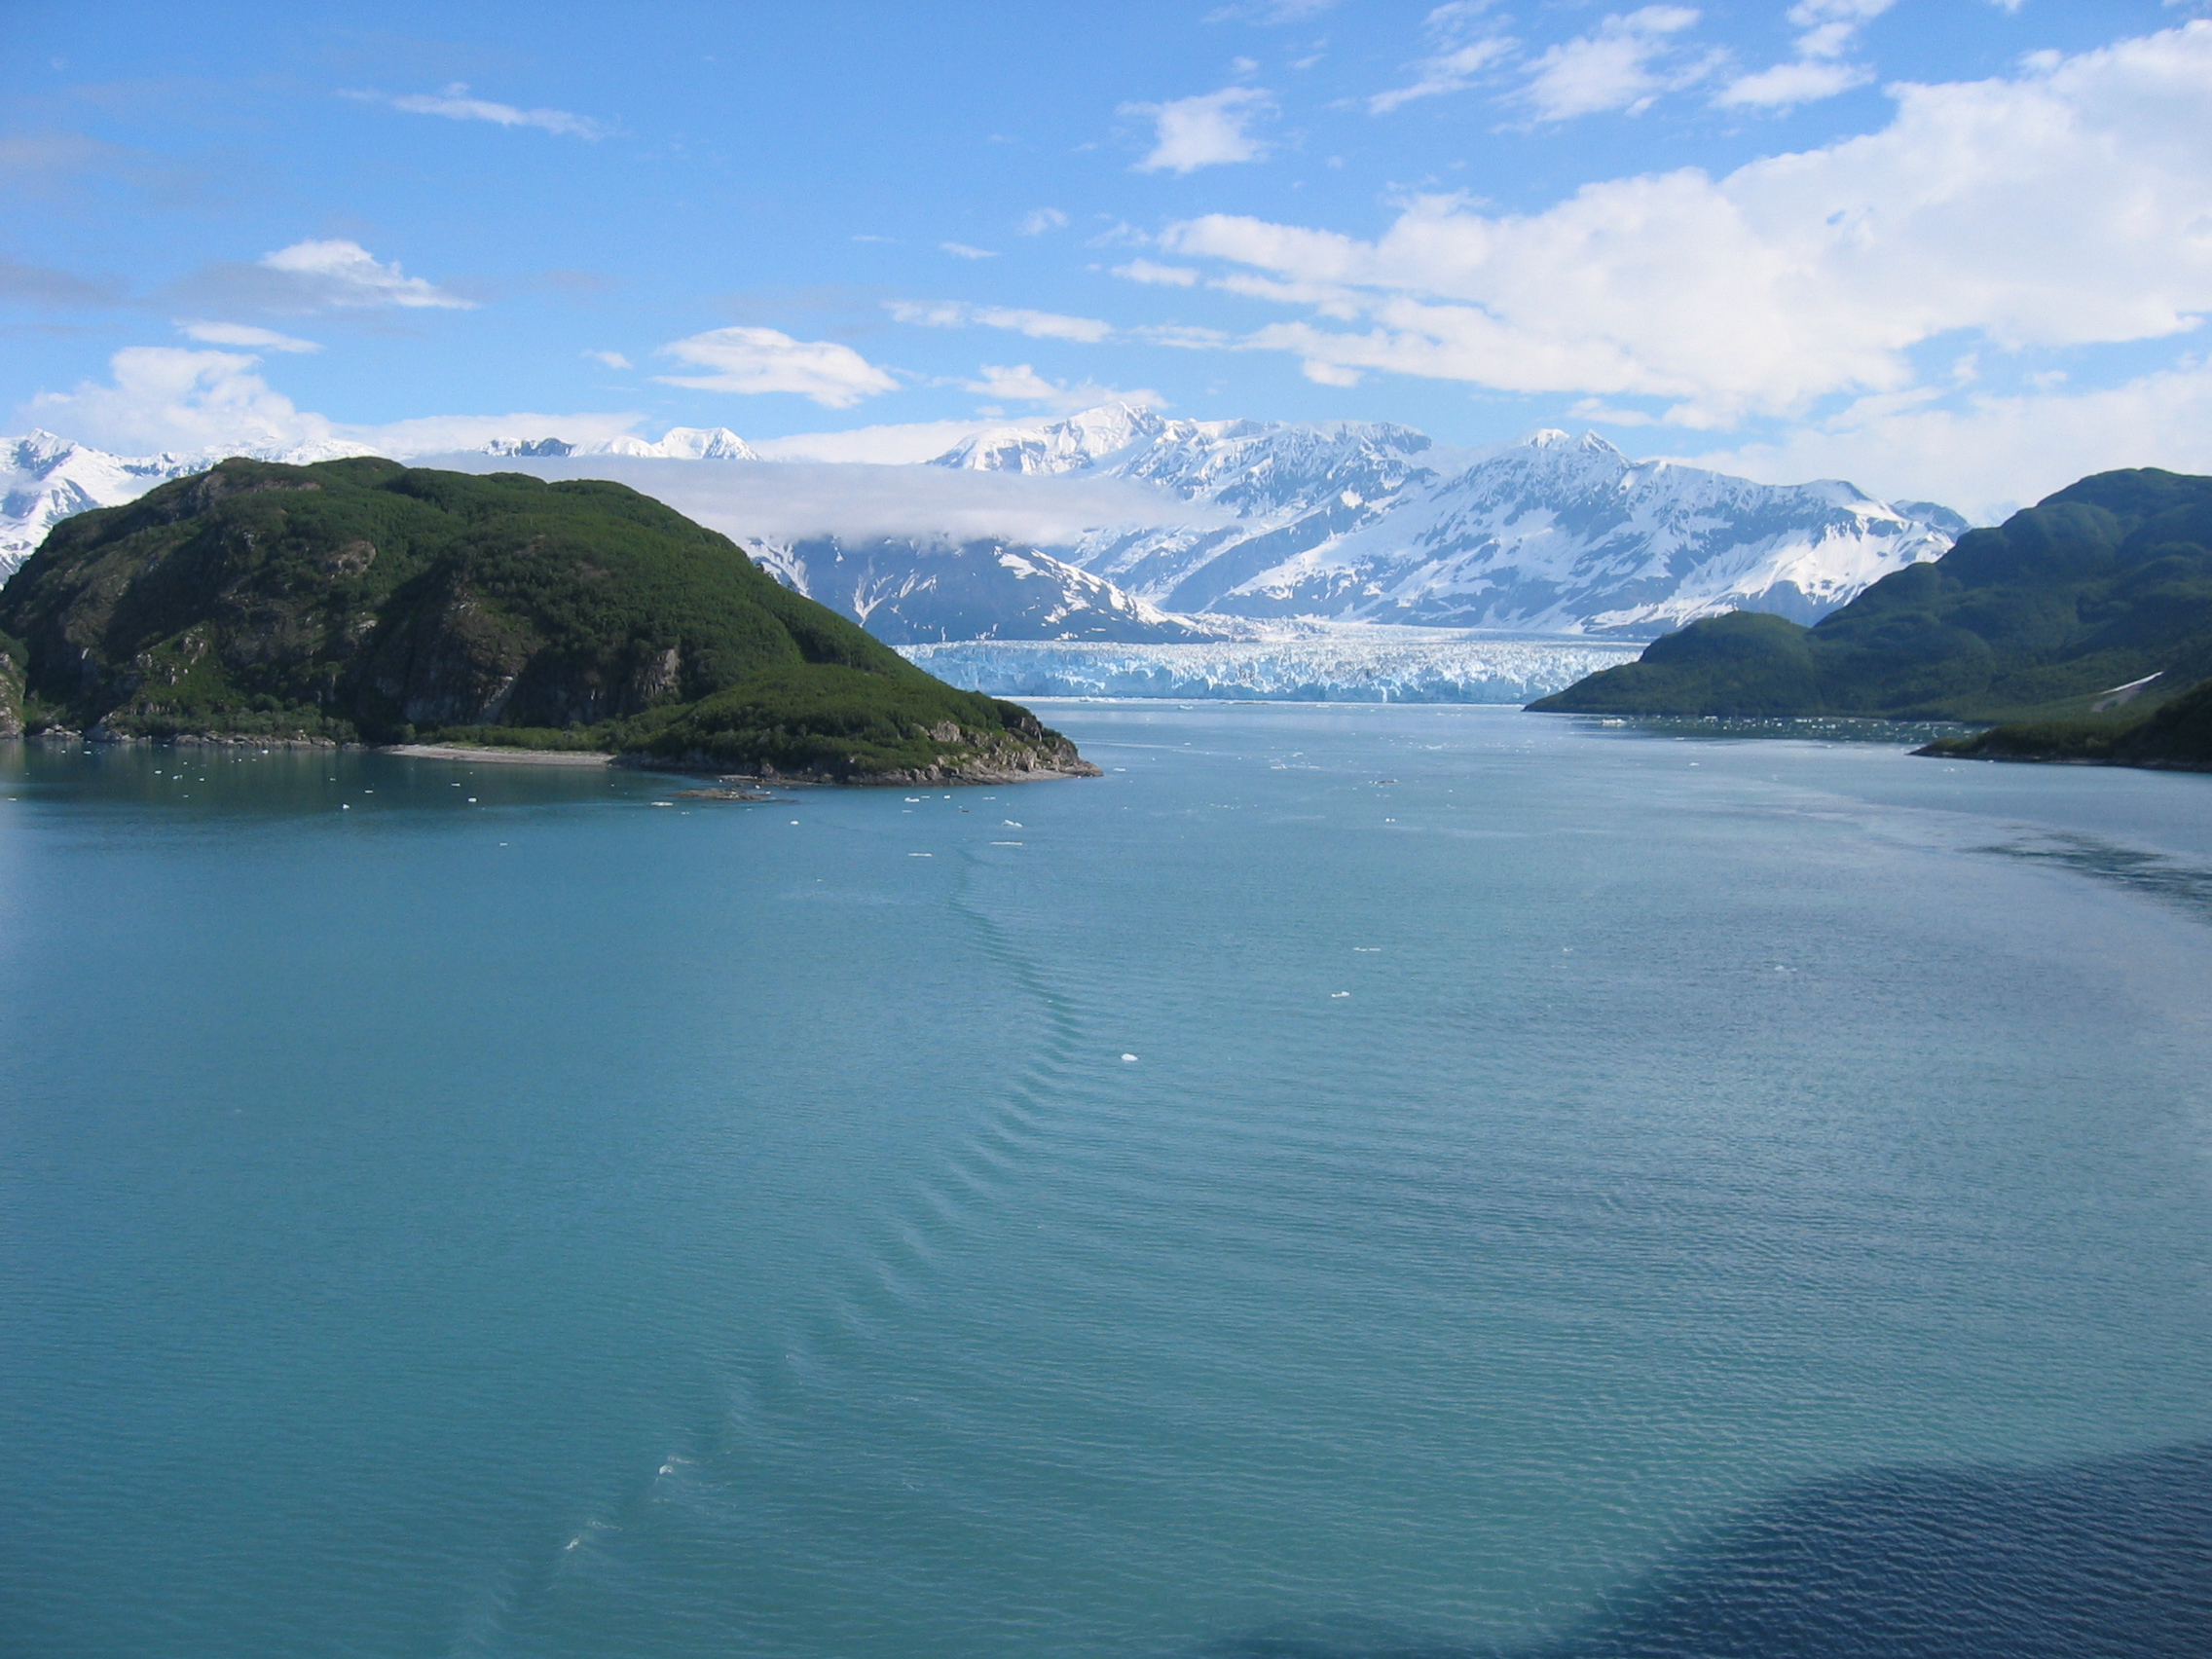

[481,426,760,461]
[929,403,1167,475]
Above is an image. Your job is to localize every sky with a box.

[4,0,2209,519]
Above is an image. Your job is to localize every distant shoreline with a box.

[381,744,613,767]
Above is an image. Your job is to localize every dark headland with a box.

[0,457,1097,784]
[1530,466,2212,773]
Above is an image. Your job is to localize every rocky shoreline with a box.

[10,726,1101,786]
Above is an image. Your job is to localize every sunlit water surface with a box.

[4,706,2210,1659]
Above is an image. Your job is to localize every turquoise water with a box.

[3,707,2210,1658]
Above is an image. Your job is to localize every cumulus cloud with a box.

[27,348,326,455]
[960,363,1162,413]
[20,345,638,457]
[654,325,899,408]
[940,241,1000,259]
[258,240,473,310]
[583,349,633,369]
[1518,6,1707,121]
[344,84,610,139]
[1018,207,1069,235]
[1158,23,2212,428]
[1683,361,2212,524]
[1369,4,1517,114]
[1124,87,1274,172]
[177,320,321,352]
[886,300,1114,343]
[1716,0,1892,109]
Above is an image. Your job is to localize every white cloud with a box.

[1018,207,1069,235]
[1369,4,1516,114]
[1715,58,1868,108]
[1519,6,1706,121]
[654,326,898,408]
[27,348,327,454]
[20,345,639,457]
[1124,87,1274,173]
[1114,259,1201,286]
[177,320,321,352]
[584,350,632,369]
[448,452,1225,545]
[1138,323,1235,349]
[941,241,1000,260]
[886,300,1114,343]
[1717,0,1893,109]
[1159,22,2212,427]
[1681,361,2212,524]
[1369,38,1518,114]
[960,363,1163,413]
[344,84,610,139]
[258,240,472,310]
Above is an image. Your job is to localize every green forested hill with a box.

[0,458,1093,781]
[1530,468,2212,723]
[1919,673,2212,770]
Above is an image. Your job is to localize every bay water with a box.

[4,705,2210,1657]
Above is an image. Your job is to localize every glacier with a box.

[899,632,1645,704]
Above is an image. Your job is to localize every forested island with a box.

[0,459,1095,784]
[1532,467,2212,771]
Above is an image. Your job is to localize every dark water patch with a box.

[1974,831,2212,922]
[1204,1442,2212,1659]
[1581,716,1978,747]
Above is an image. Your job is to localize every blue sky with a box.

[4,0,2207,514]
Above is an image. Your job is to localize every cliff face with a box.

[0,458,1092,780]
[0,631,22,739]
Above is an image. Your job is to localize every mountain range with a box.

[3,409,1966,643]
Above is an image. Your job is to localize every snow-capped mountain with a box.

[482,426,760,461]
[931,408,1964,636]
[3,411,1964,647]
